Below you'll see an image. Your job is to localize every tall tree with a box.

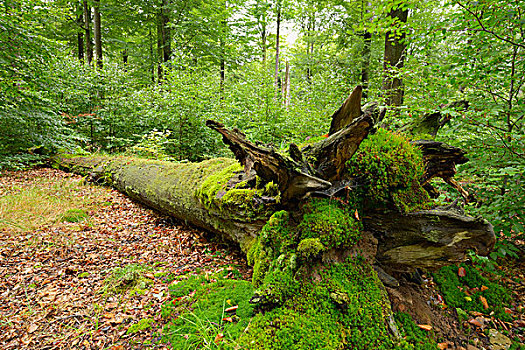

[83,0,93,66]
[382,3,408,106]
[360,0,372,98]
[93,0,102,69]
[274,0,281,90]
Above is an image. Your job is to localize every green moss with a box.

[127,318,154,334]
[298,198,362,250]
[196,162,243,208]
[347,128,431,213]
[60,208,89,223]
[394,312,437,349]
[240,308,343,350]
[297,238,325,260]
[433,263,512,321]
[240,257,431,350]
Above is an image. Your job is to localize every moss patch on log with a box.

[298,198,362,249]
[347,128,431,213]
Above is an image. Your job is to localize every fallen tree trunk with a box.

[54,86,495,348]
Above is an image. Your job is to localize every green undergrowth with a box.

[101,263,153,296]
[161,270,255,349]
[60,208,89,222]
[159,265,436,350]
[433,263,512,321]
[347,128,431,213]
[394,312,437,349]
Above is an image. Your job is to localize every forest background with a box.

[0,0,523,260]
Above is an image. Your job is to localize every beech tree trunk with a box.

[383,5,408,106]
[83,0,93,66]
[93,0,102,69]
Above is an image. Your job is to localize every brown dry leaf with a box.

[469,318,483,327]
[222,317,233,322]
[458,267,466,277]
[417,324,432,331]
[214,333,224,344]
[470,311,484,317]
[480,285,489,292]
[437,342,448,349]
[479,296,489,309]
[27,323,38,333]
[354,209,360,221]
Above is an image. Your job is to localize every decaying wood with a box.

[328,85,363,135]
[205,120,331,204]
[304,115,374,181]
[365,208,494,272]
[414,140,474,202]
[401,100,469,137]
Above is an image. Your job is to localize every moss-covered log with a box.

[54,86,496,349]
[55,155,277,251]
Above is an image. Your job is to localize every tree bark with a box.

[83,0,93,66]
[93,0,102,69]
[274,1,281,90]
[76,11,84,62]
[382,5,408,106]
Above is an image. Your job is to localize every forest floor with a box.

[0,168,523,349]
[0,168,251,349]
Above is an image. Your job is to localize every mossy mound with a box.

[347,128,430,212]
[240,257,435,349]
[242,197,437,349]
[298,198,362,250]
[161,271,255,349]
[433,263,512,321]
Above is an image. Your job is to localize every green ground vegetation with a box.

[161,271,255,349]
[433,263,512,321]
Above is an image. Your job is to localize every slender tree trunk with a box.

[156,0,171,83]
[123,49,128,65]
[382,6,408,106]
[361,32,371,98]
[93,0,102,69]
[156,13,164,82]
[361,1,372,98]
[77,13,84,62]
[274,2,281,90]
[83,0,93,66]
[161,0,171,62]
[261,27,267,64]
[149,29,155,83]
[281,61,290,105]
